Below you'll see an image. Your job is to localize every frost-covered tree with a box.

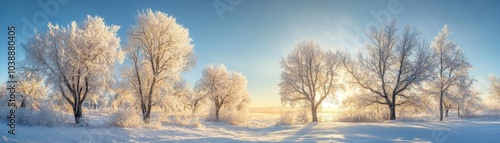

[17,70,47,110]
[489,75,500,101]
[126,9,195,123]
[109,77,138,110]
[188,84,210,115]
[196,64,250,121]
[462,90,482,116]
[279,40,343,122]
[443,72,476,117]
[23,15,123,124]
[341,21,435,120]
[157,80,194,114]
[431,25,471,121]
[0,83,6,99]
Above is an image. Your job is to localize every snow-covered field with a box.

[1,111,500,143]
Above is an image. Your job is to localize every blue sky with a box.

[1,0,499,107]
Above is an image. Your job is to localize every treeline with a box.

[279,20,484,122]
[0,9,250,126]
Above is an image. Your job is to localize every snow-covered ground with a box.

[1,111,500,143]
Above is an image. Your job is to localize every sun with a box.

[321,91,345,112]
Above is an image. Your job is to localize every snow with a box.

[1,110,500,143]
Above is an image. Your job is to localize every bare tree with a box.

[431,25,471,121]
[126,9,195,123]
[341,20,435,120]
[440,71,476,117]
[23,16,122,124]
[197,64,249,121]
[279,40,343,122]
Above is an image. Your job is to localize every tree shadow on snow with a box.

[281,122,338,142]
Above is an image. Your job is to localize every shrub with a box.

[101,108,115,114]
[335,109,387,122]
[158,112,204,128]
[277,110,296,125]
[14,106,71,127]
[296,108,311,123]
[108,110,142,128]
[173,114,204,128]
[173,114,192,126]
[38,106,71,126]
[219,108,248,126]
[144,120,163,129]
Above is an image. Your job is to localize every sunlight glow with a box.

[321,91,344,111]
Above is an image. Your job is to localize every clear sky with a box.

[1,0,499,107]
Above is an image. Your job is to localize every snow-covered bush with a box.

[102,108,115,114]
[144,120,163,129]
[173,114,191,126]
[108,110,142,128]
[158,111,204,128]
[277,110,296,125]
[39,106,71,126]
[15,109,33,125]
[335,107,387,122]
[15,106,71,127]
[219,108,248,126]
[460,109,482,118]
[0,96,10,122]
[397,114,435,122]
[296,108,311,123]
[277,108,312,125]
[168,113,204,128]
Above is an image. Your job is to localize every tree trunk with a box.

[215,106,221,122]
[458,106,460,117]
[73,105,82,124]
[192,108,197,115]
[143,103,152,123]
[377,103,380,114]
[311,106,318,122]
[21,99,26,108]
[389,104,396,120]
[445,106,449,117]
[439,91,444,121]
[143,110,151,123]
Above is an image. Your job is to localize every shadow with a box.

[329,122,439,143]
[175,137,265,143]
[281,122,319,142]
[9,116,500,143]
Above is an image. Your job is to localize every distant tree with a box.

[431,25,471,121]
[188,84,210,115]
[458,83,482,117]
[443,72,476,117]
[196,64,249,121]
[23,15,123,124]
[0,83,6,99]
[462,91,482,116]
[126,9,195,123]
[341,20,435,120]
[279,40,343,122]
[489,75,500,101]
[109,78,137,110]
[17,70,47,110]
